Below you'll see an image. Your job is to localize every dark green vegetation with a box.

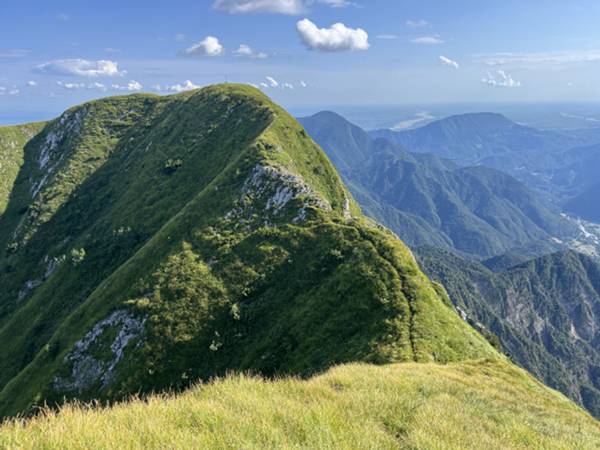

[300,111,574,259]
[417,247,600,418]
[0,85,497,418]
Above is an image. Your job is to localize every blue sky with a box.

[3,0,600,122]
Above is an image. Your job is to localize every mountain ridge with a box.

[0,85,497,418]
[300,110,575,259]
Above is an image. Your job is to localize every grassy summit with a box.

[0,85,496,418]
[1,360,599,449]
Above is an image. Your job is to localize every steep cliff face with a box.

[417,247,600,418]
[0,85,497,417]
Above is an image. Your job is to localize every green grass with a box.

[1,360,599,449]
[0,122,46,215]
[0,84,498,418]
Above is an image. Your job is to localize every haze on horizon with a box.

[3,0,600,123]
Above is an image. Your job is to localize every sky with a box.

[3,0,600,123]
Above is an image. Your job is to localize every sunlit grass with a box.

[2,359,598,449]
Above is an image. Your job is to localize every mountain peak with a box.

[0,85,497,417]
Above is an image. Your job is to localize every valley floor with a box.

[1,359,599,449]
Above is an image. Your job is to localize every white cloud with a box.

[88,82,107,91]
[212,0,349,14]
[213,0,305,14]
[391,112,435,131]
[0,87,19,96]
[265,76,279,87]
[318,0,352,7]
[439,55,459,69]
[184,36,224,57]
[482,70,522,88]
[260,82,269,88]
[234,44,267,59]
[37,59,125,77]
[411,36,444,45]
[282,82,295,90]
[111,80,143,91]
[300,80,307,87]
[483,50,600,67]
[26,80,37,87]
[297,19,369,52]
[56,81,109,92]
[57,81,86,90]
[167,80,201,92]
[406,19,429,28]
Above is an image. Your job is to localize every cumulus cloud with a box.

[111,80,143,91]
[37,59,126,77]
[411,36,443,45]
[297,19,369,52]
[406,19,429,28]
[439,55,459,69]
[55,81,108,92]
[482,70,521,88]
[57,81,86,90]
[213,0,305,14]
[265,76,279,87]
[256,77,305,91]
[88,82,107,91]
[234,44,267,59]
[167,80,201,92]
[184,36,224,57]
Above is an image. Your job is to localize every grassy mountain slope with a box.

[2,360,599,449]
[0,122,46,215]
[0,85,497,418]
[417,247,600,418]
[300,111,573,259]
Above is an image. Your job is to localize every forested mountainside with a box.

[300,111,574,259]
[371,112,600,209]
[417,247,600,418]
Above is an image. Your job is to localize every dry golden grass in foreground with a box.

[1,359,599,449]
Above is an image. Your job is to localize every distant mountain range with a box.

[300,111,576,259]
[417,247,600,419]
[371,112,600,209]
